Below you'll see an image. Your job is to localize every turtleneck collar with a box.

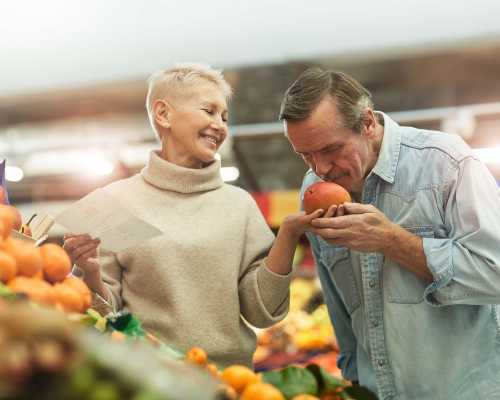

[141,150,224,194]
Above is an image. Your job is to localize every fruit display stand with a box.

[0,301,218,400]
[253,279,340,375]
[1,202,378,399]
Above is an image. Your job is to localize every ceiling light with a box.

[5,166,24,182]
[221,166,239,182]
[472,147,500,165]
[24,149,114,177]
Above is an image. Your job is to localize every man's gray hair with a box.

[279,67,373,133]
[146,63,232,138]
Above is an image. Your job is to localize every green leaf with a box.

[107,310,133,331]
[120,316,146,338]
[262,366,318,399]
[0,282,16,300]
[306,364,346,396]
[108,311,145,338]
[344,385,379,400]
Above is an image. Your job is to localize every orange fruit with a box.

[8,276,53,305]
[221,365,261,394]
[291,395,320,400]
[240,382,285,400]
[207,363,221,379]
[52,283,84,313]
[33,269,44,280]
[111,331,126,342]
[186,347,208,366]
[40,244,71,283]
[2,238,43,277]
[62,276,91,311]
[0,250,17,283]
[303,182,351,214]
[0,205,17,239]
[7,206,22,231]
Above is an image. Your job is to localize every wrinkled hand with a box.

[62,233,101,275]
[310,203,396,252]
[281,209,325,240]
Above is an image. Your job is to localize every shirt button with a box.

[372,320,379,327]
[378,359,385,367]
[369,279,376,288]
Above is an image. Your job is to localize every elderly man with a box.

[280,67,500,400]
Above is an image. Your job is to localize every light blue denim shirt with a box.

[301,113,500,400]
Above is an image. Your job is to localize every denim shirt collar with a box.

[371,112,401,184]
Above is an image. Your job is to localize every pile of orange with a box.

[0,204,91,314]
[185,346,287,400]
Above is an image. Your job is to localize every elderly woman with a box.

[63,64,321,368]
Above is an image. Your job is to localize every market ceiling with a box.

[1,0,500,96]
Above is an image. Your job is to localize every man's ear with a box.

[153,99,171,129]
[362,108,376,136]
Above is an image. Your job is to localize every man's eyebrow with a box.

[296,143,340,155]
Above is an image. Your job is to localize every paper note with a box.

[55,189,162,252]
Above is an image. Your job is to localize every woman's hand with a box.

[63,233,101,276]
[280,209,325,241]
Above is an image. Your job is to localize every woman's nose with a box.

[211,116,228,132]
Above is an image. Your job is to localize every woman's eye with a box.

[203,108,214,114]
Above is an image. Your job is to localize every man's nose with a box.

[312,153,331,178]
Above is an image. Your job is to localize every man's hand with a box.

[310,203,396,253]
[311,203,433,281]
[63,233,101,275]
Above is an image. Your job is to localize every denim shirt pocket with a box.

[386,225,435,304]
[319,239,361,314]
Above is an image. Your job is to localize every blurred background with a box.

[2,0,500,227]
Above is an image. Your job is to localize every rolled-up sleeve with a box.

[238,197,291,328]
[424,157,500,306]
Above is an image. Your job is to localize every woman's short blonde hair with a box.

[145,63,232,138]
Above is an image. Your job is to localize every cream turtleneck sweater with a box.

[97,151,291,368]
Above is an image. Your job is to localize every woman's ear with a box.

[153,99,171,129]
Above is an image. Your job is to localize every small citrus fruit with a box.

[3,238,43,277]
[240,382,285,400]
[0,250,17,283]
[62,276,91,311]
[8,276,53,305]
[52,283,84,313]
[221,365,260,394]
[40,243,71,283]
[186,346,208,366]
[0,205,18,239]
